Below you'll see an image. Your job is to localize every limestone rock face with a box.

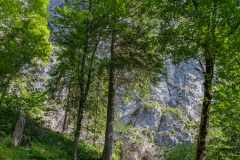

[48,0,64,13]
[116,60,203,159]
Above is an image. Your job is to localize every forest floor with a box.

[0,106,101,160]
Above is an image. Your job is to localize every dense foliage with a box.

[0,0,51,91]
[0,0,240,160]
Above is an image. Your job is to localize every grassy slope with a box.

[0,106,101,160]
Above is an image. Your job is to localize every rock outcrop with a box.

[12,117,25,146]
[116,60,203,159]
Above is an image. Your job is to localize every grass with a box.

[0,105,101,160]
[0,130,101,160]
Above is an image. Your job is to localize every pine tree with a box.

[101,0,163,159]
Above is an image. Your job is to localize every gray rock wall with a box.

[116,60,203,159]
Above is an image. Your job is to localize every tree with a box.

[101,0,163,159]
[52,1,162,159]
[157,0,240,159]
[50,1,109,159]
[0,0,51,92]
[208,60,240,159]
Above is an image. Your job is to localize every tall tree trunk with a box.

[62,104,69,133]
[72,4,91,158]
[93,101,98,146]
[72,45,88,160]
[72,27,88,160]
[195,57,214,160]
[73,100,85,160]
[102,32,116,160]
[62,77,72,133]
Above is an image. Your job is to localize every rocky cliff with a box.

[116,59,203,159]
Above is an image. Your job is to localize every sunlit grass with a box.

[0,105,101,160]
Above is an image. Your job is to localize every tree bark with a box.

[195,57,214,160]
[73,100,85,160]
[93,94,99,146]
[102,31,116,160]
[62,103,69,134]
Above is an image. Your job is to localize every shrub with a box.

[164,142,196,160]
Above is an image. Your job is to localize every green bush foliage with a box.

[165,142,196,160]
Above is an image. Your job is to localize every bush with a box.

[164,142,196,160]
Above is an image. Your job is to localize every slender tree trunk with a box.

[72,46,88,160]
[72,4,91,158]
[86,110,92,140]
[73,100,85,160]
[62,105,69,133]
[102,32,116,160]
[72,26,88,160]
[195,57,214,160]
[62,77,72,133]
[93,79,100,146]
[93,102,98,146]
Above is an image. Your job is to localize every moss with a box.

[133,139,144,145]
[113,140,123,160]
[114,115,133,133]
[141,128,154,143]
[132,101,162,116]
[124,127,154,148]
[141,101,162,113]
[163,107,188,124]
